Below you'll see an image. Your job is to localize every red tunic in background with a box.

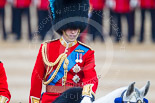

[0,0,6,8]
[114,0,131,13]
[29,39,98,103]
[140,0,155,9]
[0,63,11,103]
[14,0,31,8]
[89,0,105,10]
[37,0,49,10]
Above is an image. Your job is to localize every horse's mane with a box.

[94,87,127,103]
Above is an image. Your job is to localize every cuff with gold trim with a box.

[82,84,95,100]
[30,96,40,103]
[0,96,9,103]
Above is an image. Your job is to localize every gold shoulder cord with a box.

[42,42,69,85]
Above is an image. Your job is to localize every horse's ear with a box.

[140,81,150,97]
[126,82,135,97]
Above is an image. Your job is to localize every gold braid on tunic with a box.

[42,42,69,85]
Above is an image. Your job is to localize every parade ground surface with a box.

[0,40,155,103]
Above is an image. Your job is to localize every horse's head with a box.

[120,81,150,103]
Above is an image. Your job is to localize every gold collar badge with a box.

[60,37,77,48]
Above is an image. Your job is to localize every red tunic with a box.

[114,0,131,13]
[89,0,105,10]
[29,39,98,103]
[0,0,6,8]
[36,0,49,10]
[140,0,155,9]
[0,62,11,103]
[14,0,31,8]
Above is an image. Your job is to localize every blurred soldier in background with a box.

[139,0,155,43]
[0,0,7,40]
[7,0,17,34]
[0,61,11,103]
[12,0,32,41]
[106,0,117,37]
[88,0,105,42]
[113,0,138,43]
[11,6,17,34]
[33,0,52,41]
[129,0,138,39]
[106,0,116,37]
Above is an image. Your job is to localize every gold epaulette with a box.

[78,41,93,50]
[43,38,59,44]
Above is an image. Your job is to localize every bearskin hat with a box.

[49,0,89,34]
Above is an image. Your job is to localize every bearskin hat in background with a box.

[49,0,89,34]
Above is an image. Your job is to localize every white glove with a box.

[106,0,116,9]
[80,96,92,103]
[130,0,139,8]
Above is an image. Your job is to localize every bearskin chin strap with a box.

[82,84,95,98]
[0,96,8,103]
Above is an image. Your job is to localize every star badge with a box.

[72,75,80,83]
[73,64,81,73]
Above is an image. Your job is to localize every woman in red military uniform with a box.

[0,0,7,40]
[29,0,98,103]
[0,61,11,103]
[139,0,155,43]
[33,0,52,41]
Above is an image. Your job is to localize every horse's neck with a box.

[94,87,127,103]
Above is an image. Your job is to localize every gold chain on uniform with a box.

[42,42,69,85]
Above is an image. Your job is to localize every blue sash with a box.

[48,44,89,85]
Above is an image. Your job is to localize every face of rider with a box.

[62,29,79,42]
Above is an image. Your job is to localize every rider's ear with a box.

[126,82,135,97]
[140,81,150,97]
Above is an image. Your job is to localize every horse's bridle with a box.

[121,90,143,103]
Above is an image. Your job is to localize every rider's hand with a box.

[80,96,92,103]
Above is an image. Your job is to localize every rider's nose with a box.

[71,30,76,34]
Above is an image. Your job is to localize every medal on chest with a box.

[75,53,83,63]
